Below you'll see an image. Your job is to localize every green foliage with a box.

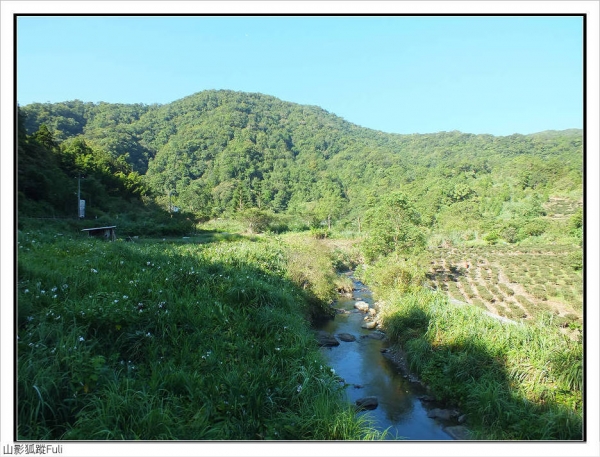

[19,91,582,243]
[483,231,500,245]
[17,231,375,440]
[362,192,426,262]
[500,225,521,244]
[237,207,275,234]
[567,250,583,271]
[282,235,339,316]
[568,208,583,245]
[359,257,425,295]
[17,92,584,442]
[376,289,582,440]
[519,219,548,238]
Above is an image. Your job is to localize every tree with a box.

[362,192,426,262]
[237,207,275,233]
[32,124,58,151]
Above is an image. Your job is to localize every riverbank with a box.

[371,283,583,440]
[17,231,381,440]
[316,273,463,440]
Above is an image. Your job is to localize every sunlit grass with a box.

[376,286,583,440]
[17,230,376,440]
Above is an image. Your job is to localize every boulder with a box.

[427,408,458,421]
[354,301,370,312]
[355,396,378,410]
[337,333,357,342]
[361,321,377,329]
[444,425,471,440]
[316,332,340,347]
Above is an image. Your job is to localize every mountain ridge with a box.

[19,89,583,234]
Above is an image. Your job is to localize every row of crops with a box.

[426,244,583,329]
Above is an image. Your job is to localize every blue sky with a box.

[17,15,583,136]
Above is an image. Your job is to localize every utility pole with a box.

[77,173,85,219]
[78,173,81,218]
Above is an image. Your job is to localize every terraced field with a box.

[426,244,583,330]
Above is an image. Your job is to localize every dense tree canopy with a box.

[19,90,583,243]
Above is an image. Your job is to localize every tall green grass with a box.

[377,286,583,440]
[17,229,377,440]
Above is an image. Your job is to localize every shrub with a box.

[567,250,583,271]
[530,286,548,301]
[237,208,276,234]
[309,227,330,239]
[498,283,515,296]
[483,231,500,245]
[500,226,521,244]
[515,295,534,308]
[519,219,548,238]
[361,257,425,295]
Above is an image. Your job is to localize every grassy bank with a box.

[359,258,583,440]
[17,228,380,440]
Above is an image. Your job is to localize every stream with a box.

[315,273,455,440]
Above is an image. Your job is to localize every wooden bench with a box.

[81,226,117,241]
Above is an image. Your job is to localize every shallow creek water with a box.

[315,274,454,440]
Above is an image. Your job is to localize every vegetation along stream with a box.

[316,273,458,440]
[17,90,583,441]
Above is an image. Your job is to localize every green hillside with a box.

[20,89,583,246]
[16,90,585,440]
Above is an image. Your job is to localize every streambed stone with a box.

[444,425,471,440]
[316,331,340,347]
[354,301,370,312]
[355,396,379,410]
[427,408,458,421]
[361,321,377,329]
[337,333,357,342]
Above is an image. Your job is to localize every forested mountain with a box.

[19,90,583,242]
